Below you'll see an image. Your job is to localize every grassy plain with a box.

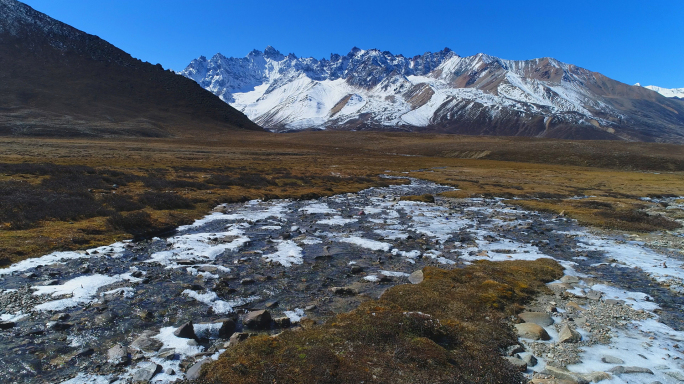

[1,131,683,266]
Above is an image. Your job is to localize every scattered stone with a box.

[173,321,197,339]
[240,278,255,285]
[558,324,582,343]
[350,265,363,274]
[265,300,279,308]
[217,318,237,339]
[585,290,603,300]
[132,363,162,383]
[607,366,654,375]
[244,310,272,330]
[514,323,550,341]
[518,312,554,327]
[158,348,176,360]
[330,287,358,295]
[604,299,625,306]
[531,380,577,384]
[107,345,129,366]
[601,355,625,364]
[165,368,176,375]
[305,304,317,311]
[274,317,291,328]
[409,270,424,284]
[198,266,218,273]
[503,356,527,371]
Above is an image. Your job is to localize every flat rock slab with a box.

[601,355,624,364]
[515,323,550,341]
[518,312,554,327]
[186,358,212,380]
[607,366,654,375]
[132,363,162,383]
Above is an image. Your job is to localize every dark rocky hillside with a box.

[0,0,262,137]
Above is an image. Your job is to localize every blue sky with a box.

[22,0,684,88]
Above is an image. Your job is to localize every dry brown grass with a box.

[195,259,564,384]
[1,132,683,265]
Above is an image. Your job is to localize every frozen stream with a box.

[0,178,683,383]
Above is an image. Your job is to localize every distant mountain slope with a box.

[181,46,684,143]
[0,0,261,138]
[636,84,684,99]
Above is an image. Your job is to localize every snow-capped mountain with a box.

[181,46,684,142]
[636,84,684,99]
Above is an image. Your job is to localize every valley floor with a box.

[1,132,683,383]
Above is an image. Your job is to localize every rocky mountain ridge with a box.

[181,46,684,142]
[636,84,684,99]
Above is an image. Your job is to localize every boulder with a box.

[522,354,538,367]
[558,324,582,343]
[244,310,272,330]
[409,270,424,284]
[173,321,197,339]
[350,265,363,274]
[186,358,212,380]
[130,332,163,352]
[514,323,550,341]
[108,345,129,366]
[132,363,162,383]
[518,312,554,327]
[216,318,237,339]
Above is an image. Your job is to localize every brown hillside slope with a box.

[0,0,262,138]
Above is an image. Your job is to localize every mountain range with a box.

[0,0,260,137]
[181,47,684,142]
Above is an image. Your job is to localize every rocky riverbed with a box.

[0,178,683,384]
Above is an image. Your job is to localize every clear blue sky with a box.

[21,0,684,88]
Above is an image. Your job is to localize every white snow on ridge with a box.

[639,84,684,98]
